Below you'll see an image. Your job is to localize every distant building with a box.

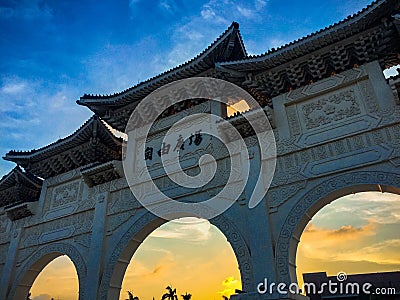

[303,271,400,300]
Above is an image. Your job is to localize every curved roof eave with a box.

[218,0,398,71]
[77,22,246,108]
[4,115,122,162]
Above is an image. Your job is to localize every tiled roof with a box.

[218,0,399,72]
[77,22,246,107]
[4,115,123,178]
[0,166,42,208]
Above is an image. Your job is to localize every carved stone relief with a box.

[300,90,361,130]
[51,182,80,208]
[107,189,142,215]
[266,123,400,199]
[21,210,93,249]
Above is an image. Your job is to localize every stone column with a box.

[232,145,280,299]
[0,227,21,300]
[84,191,109,299]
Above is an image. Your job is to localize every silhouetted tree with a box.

[126,290,139,300]
[162,286,178,300]
[181,292,192,300]
[222,296,229,300]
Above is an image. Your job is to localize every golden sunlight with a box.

[226,100,250,117]
[120,218,242,300]
[296,192,400,287]
[30,255,78,300]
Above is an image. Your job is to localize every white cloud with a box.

[159,0,172,11]
[0,74,91,177]
[0,0,52,20]
[311,192,400,229]
[237,6,254,18]
[82,39,166,95]
[200,6,215,19]
[384,65,399,78]
[255,0,267,10]
[200,4,228,24]
[269,38,287,49]
[1,82,26,95]
[129,0,141,7]
[32,294,52,300]
[150,218,212,242]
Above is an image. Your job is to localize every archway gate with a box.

[1,1,400,299]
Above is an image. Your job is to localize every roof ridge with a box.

[0,166,42,187]
[77,21,245,103]
[220,0,392,65]
[4,115,122,158]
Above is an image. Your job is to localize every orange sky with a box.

[29,192,400,300]
[296,191,400,288]
[119,218,242,299]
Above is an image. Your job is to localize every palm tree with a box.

[162,285,178,300]
[222,296,229,300]
[126,290,139,300]
[181,292,192,300]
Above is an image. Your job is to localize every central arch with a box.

[99,211,253,299]
[275,169,400,285]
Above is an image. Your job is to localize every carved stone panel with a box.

[0,214,11,242]
[300,90,361,130]
[21,210,93,249]
[52,181,80,208]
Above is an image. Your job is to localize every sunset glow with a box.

[29,192,400,300]
[119,218,242,300]
[296,192,400,287]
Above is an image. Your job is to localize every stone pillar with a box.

[364,60,396,109]
[84,192,108,299]
[232,146,280,299]
[0,228,21,300]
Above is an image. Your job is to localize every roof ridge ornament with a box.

[4,115,123,179]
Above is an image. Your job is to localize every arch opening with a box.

[105,216,245,300]
[292,185,400,290]
[14,254,79,300]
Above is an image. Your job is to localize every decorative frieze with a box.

[5,203,34,221]
[81,161,122,188]
[106,210,137,235]
[52,181,79,208]
[107,189,141,215]
[267,181,307,209]
[268,123,400,190]
[21,210,93,249]
[0,215,11,237]
[301,90,361,130]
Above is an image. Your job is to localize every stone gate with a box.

[1,1,400,299]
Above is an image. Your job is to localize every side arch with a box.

[9,242,87,300]
[99,211,254,299]
[275,170,400,284]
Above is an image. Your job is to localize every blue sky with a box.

[0,0,390,176]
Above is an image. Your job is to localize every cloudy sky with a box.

[297,192,400,287]
[2,0,400,299]
[1,0,391,176]
[30,191,400,300]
